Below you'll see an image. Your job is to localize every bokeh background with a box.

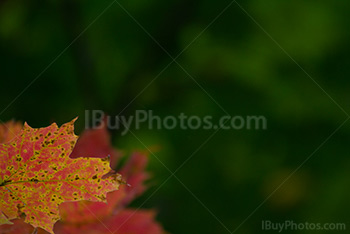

[1,0,349,233]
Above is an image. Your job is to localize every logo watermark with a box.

[262,220,346,232]
[85,110,267,135]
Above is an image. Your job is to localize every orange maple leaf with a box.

[0,119,123,233]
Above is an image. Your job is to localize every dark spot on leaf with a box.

[30,178,39,183]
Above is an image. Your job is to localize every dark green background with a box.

[1,0,349,233]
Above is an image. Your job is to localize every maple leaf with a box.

[0,119,123,233]
[0,120,165,234]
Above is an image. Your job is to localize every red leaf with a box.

[70,122,120,168]
[0,120,123,233]
[55,209,165,234]
[0,120,165,234]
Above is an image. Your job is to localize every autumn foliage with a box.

[0,119,165,234]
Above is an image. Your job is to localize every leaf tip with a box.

[71,117,79,123]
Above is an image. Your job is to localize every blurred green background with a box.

[1,0,349,233]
